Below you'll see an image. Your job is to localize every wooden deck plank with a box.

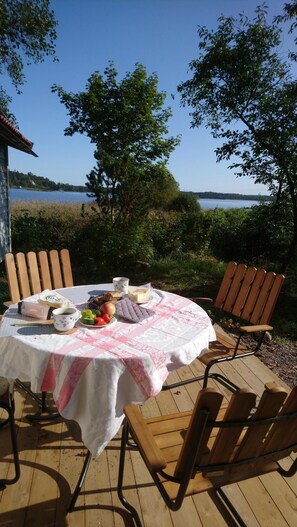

[0,352,296,527]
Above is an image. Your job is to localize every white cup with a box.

[113,277,129,294]
[52,307,80,332]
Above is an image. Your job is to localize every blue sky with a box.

[4,0,295,194]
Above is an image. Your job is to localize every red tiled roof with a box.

[0,113,37,156]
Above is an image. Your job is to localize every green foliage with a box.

[10,202,88,253]
[52,62,180,224]
[0,0,57,121]
[148,209,212,258]
[208,207,250,262]
[72,218,154,283]
[178,5,297,271]
[238,200,294,267]
[167,191,201,212]
[9,169,87,192]
[4,200,296,337]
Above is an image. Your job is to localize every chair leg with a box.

[117,422,143,527]
[215,488,247,527]
[162,359,240,393]
[202,361,240,391]
[67,449,92,512]
[0,391,20,490]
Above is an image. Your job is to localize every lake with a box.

[9,188,261,210]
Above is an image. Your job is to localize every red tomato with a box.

[102,313,111,323]
[94,316,107,326]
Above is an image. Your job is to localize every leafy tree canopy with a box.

[178,5,297,271]
[0,0,57,123]
[53,62,180,225]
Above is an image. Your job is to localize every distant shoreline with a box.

[187,191,272,202]
[11,186,271,202]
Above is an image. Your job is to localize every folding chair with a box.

[163,261,285,392]
[0,377,20,490]
[118,382,297,527]
[3,249,74,418]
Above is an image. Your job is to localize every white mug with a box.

[113,276,129,294]
[52,307,80,332]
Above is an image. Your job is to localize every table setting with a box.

[0,278,216,457]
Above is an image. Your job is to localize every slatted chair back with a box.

[4,249,73,304]
[118,383,297,526]
[214,261,285,325]
[175,383,297,483]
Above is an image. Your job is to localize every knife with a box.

[11,320,54,326]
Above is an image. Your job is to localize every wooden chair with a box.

[163,261,285,392]
[0,376,20,490]
[4,248,73,306]
[3,249,74,417]
[118,382,297,527]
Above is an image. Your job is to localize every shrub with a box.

[167,191,201,212]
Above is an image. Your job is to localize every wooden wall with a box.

[0,139,11,262]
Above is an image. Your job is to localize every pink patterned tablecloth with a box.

[0,284,216,456]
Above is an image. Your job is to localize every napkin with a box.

[115,297,154,323]
[18,300,54,320]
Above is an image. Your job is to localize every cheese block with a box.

[128,288,150,303]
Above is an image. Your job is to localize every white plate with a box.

[78,316,117,329]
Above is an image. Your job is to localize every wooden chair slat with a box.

[37,251,53,291]
[207,388,257,465]
[213,261,237,310]
[249,272,276,325]
[258,274,285,325]
[48,250,64,289]
[174,388,223,479]
[26,252,42,296]
[4,253,21,304]
[261,386,297,455]
[234,383,288,462]
[240,268,266,322]
[15,253,31,300]
[231,267,257,318]
[60,248,74,287]
[222,264,247,313]
[125,404,167,471]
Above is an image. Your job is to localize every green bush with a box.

[167,191,201,212]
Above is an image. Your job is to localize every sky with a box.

[3,0,296,195]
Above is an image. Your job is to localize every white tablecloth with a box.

[0,284,216,456]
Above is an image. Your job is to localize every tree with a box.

[0,0,57,123]
[52,62,180,225]
[275,1,297,60]
[178,6,297,271]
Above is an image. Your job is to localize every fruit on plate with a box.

[94,316,107,326]
[100,301,116,316]
[80,306,114,326]
[87,292,122,309]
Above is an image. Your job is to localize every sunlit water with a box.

[9,188,262,210]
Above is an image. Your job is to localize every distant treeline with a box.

[8,170,272,201]
[9,170,88,193]
[188,191,272,201]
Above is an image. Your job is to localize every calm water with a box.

[9,188,261,210]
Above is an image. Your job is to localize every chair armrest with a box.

[191,297,214,304]
[3,301,13,308]
[239,324,273,334]
[124,404,167,471]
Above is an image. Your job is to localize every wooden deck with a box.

[1,337,297,526]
